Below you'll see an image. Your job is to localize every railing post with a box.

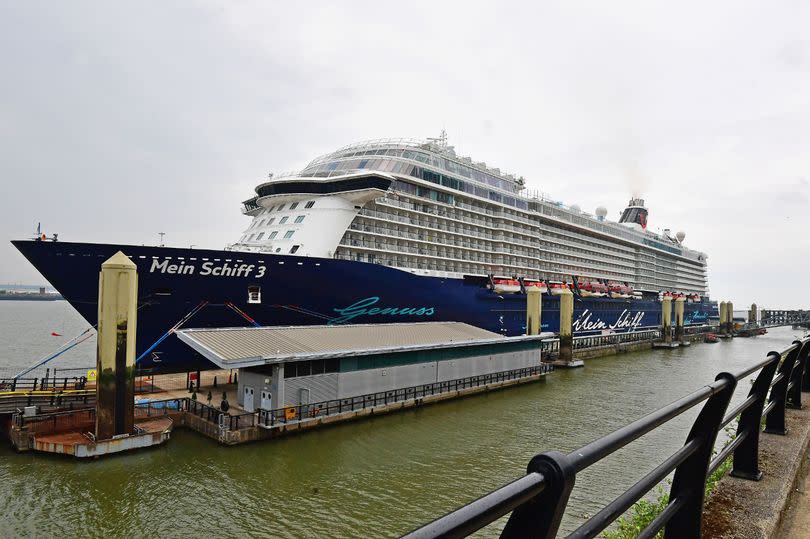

[731,353,781,480]
[788,340,810,407]
[787,340,807,410]
[665,372,736,538]
[801,338,810,392]
[765,347,798,435]
[500,451,576,538]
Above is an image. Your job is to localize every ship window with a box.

[358,159,369,169]
[289,202,299,210]
[305,200,315,208]
[290,245,300,254]
[279,216,289,224]
[284,230,295,239]
[248,286,261,304]
[256,232,265,241]
[276,204,285,212]
[294,215,305,224]
[267,218,275,225]
[248,234,255,241]
[275,247,282,252]
[269,231,278,239]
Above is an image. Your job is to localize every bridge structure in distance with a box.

[760,309,810,329]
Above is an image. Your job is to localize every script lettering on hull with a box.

[572,308,645,332]
[330,297,436,325]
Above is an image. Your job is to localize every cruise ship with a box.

[13,134,716,373]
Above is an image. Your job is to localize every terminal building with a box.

[177,322,544,413]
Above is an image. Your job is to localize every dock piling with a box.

[662,295,672,344]
[674,296,685,343]
[559,288,573,363]
[96,251,138,440]
[727,301,735,337]
[526,287,542,336]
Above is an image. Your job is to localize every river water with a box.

[1,301,806,537]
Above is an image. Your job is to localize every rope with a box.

[12,327,96,380]
[275,304,333,321]
[225,302,261,327]
[135,301,209,364]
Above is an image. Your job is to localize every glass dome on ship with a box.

[235,133,708,298]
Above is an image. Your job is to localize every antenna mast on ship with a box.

[427,129,448,149]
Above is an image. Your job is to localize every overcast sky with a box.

[1,1,808,309]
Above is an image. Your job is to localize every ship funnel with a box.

[618,197,648,229]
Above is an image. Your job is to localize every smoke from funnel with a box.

[623,159,649,198]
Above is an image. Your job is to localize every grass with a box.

[601,424,736,539]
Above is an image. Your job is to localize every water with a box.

[1,302,807,537]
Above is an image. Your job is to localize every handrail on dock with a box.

[403,336,810,539]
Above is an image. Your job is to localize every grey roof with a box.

[176,322,541,369]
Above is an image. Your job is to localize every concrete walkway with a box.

[702,404,810,538]
[775,441,810,537]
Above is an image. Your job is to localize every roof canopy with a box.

[176,322,541,370]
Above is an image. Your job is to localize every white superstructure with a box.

[233,135,708,295]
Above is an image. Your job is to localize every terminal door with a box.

[261,390,272,410]
[243,386,255,413]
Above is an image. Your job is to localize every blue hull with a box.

[12,241,717,373]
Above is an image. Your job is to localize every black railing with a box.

[539,325,715,356]
[258,364,553,428]
[404,336,810,539]
[0,376,89,392]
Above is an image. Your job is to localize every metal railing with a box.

[404,336,810,538]
[0,375,89,392]
[538,326,713,356]
[257,365,552,428]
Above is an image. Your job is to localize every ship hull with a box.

[12,240,717,373]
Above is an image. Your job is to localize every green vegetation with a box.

[602,424,736,538]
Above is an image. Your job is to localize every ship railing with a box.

[404,336,810,539]
[256,364,554,429]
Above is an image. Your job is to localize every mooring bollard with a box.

[674,296,685,343]
[96,251,138,440]
[526,287,542,336]
[559,288,573,362]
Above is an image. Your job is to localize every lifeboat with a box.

[609,284,634,299]
[492,278,521,294]
[579,281,608,298]
[548,282,571,295]
[524,280,548,294]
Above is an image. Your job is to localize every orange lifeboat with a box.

[492,278,521,294]
[524,280,548,294]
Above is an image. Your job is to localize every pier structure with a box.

[726,301,735,337]
[6,252,171,457]
[525,286,541,336]
[95,251,137,440]
[654,294,678,348]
